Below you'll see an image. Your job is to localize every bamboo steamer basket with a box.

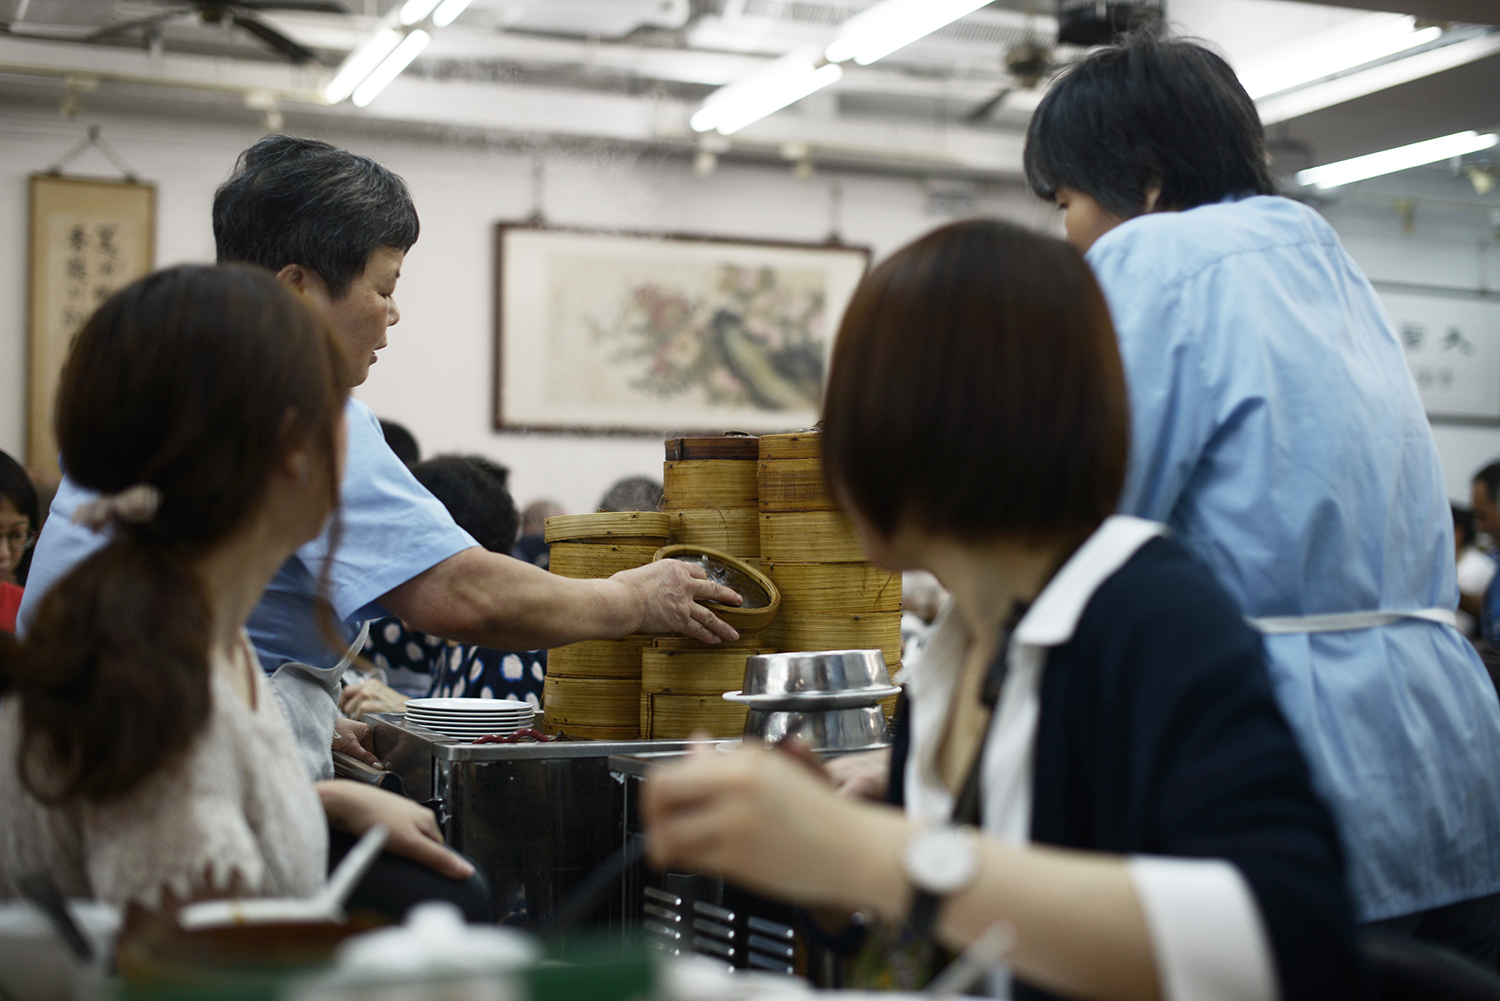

[641,643,771,695]
[758,458,837,512]
[641,692,749,740]
[654,544,780,632]
[757,431,822,461]
[545,636,650,679]
[666,435,761,461]
[548,543,660,580]
[769,610,902,667]
[667,508,760,556]
[543,511,671,547]
[760,510,865,563]
[662,460,759,510]
[763,561,902,614]
[543,675,640,731]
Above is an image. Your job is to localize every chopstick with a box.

[18,872,93,962]
[550,835,649,931]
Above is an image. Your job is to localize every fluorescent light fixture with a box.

[1258,29,1500,125]
[352,29,430,108]
[1238,14,1439,100]
[1296,130,1499,189]
[398,0,442,25]
[432,0,473,28]
[323,28,402,104]
[825,0,991,66]
[691,52,842,134]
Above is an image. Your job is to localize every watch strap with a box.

[908,887,943,938]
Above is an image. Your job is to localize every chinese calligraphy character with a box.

[1401,322,1425,351]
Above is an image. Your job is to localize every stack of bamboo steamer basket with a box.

[758,430,903,714]
[639,435,770,739]
[542,511,670,740]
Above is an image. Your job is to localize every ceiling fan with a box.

[83,1,350,65]
[963,0,1165,125]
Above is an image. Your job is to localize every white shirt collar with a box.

[1012,515,1168,648]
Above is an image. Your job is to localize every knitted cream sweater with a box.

[0,633,327,909]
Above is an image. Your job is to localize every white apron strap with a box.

[1248,607,1456,635]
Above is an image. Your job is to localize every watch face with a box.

[906,826,978,895]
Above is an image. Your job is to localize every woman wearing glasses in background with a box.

[0,450,39,634]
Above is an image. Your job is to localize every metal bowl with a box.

[742,706,890,752]
[740,649,890,697]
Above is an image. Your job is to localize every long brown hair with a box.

[2,264,348,803]
[821,219,1128,543]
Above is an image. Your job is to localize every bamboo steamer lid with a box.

[662,460,759,510]
[641,692,748,740]
[665,435,760,461]
[543,675,640,730]
[654,544,780,632]
[760,510,864,563]
[548,543,660,579]
[641,643,771,695]
[668,508,760,556]
[545,636,649,679]
[757,430,821,461]
[763,561,902,614]
[543,511,671,545]
[769,610,901,667]
[758,458,837,512]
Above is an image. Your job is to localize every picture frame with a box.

[28,174,156,472]
[1375,281,1500,425]
[494,225,870,435]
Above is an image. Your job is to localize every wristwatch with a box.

[903,825,979,938]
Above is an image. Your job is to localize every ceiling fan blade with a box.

[82,5,193,43]
[231,1,352,12]
[230,10,319,64]
[965,88,1014,124]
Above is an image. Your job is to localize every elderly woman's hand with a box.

[341,678,410,720]
[612,559,742,643]
[316,780,474,881]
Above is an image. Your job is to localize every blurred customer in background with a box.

[0,450,38,634]
[512,498,565,570]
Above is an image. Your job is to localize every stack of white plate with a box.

[403,698,535,739]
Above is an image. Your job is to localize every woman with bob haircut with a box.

[641,219,1361,1001]
[1026,32,1500,957]
[0,265,476,931]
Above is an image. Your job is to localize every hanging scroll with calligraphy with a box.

[27,174,155,473]
[1377,282,1500,424]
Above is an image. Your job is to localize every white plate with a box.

[405,709,533,720]
[721,687,900,710]
[405,712,533,723]
[407,698,532,713]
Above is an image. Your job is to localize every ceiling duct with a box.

[1055,0,1163,47]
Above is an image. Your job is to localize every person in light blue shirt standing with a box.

[19,136,742,786]
[1023,34,1500,962]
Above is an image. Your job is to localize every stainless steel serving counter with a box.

[367,713,713,933]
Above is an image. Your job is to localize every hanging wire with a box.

[46,125,140,182]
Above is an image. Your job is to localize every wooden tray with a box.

[763,561,902,614]
[758,430,821,461]
[549,543,660,579]
[662,459,760,509]
[665,435,761,461]
[544,511,671,544]
[641,692,748,740]
[758,458,837,512]
[760,510,864,562]
[668,507,760,556]
[545,636,650,679]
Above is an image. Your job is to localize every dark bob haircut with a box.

[0,449,38,586]
[213,134,419,300]
[1024,32,1274,219]
[821,219,1128,542]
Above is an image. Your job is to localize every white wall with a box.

[1319,185,1500,503]
[4,99,1498,512]
[0,100,1052,515]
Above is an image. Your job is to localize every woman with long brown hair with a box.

[0,264,472,916]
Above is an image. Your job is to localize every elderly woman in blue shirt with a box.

[1024,33,1500,960]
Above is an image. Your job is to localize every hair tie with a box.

[71,484,163,533]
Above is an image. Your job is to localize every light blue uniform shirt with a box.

[19,397,476,778]
[1089,195,1500,921]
